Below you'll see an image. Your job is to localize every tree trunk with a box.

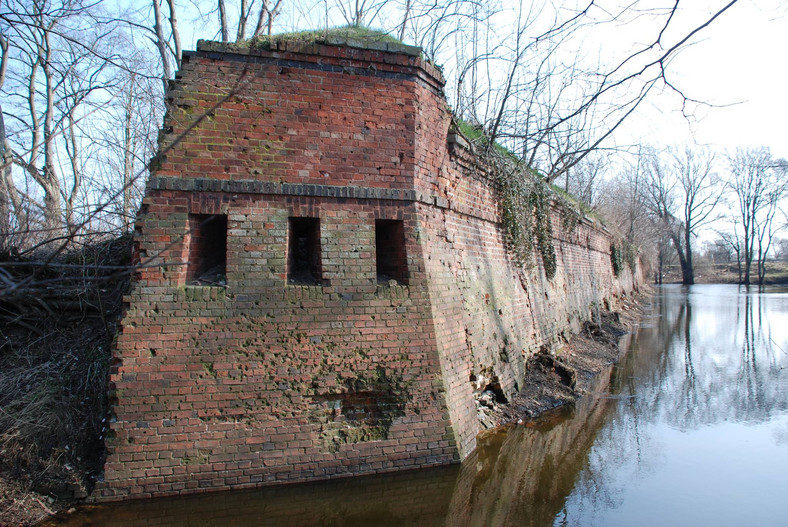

[165,0,182,69]
[122,81,135,231]
[0,106,25,246]
[152,0,173,90]
[236,0,248,41]
[683,227,694,285]
[743,228,753,286]
[673,237,691,285]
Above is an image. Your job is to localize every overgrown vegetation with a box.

[0,235,131,503]
[244,24,404,49]
[457,119,596,281]
[610,243,623,277]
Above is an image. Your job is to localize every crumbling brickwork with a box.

[98,36,642,500]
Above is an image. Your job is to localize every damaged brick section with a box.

[98,36,643,501]
[310,366,410,452]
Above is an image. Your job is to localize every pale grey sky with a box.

[614,0,788,159]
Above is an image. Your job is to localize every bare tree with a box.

[564,151,607,209]
[214,0,286,42]
[152,0,181,89]
[753,158,788,284]
[716,222,744,283]
[333,0,387,26]
[773,238,788,261]
[0,0,164,252]
[594,147,662,279]
[642,146,721,285]
[1,32,26,251]
[253,0,285,37]
[432,1,740,184]
[727,148,787,285]
[3,0,71,238]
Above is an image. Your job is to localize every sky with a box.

[613,0,788,159]
[170,1,788,160]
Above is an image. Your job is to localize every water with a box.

[45,285,788,526]
[557,284,788,526]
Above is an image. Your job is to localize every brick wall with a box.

[97,37,642,500]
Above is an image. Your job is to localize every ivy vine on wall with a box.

[496,165,558,280]
[611,241,639,277]
[454,118,636,282]
[610,242,624,277]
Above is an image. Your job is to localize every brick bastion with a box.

[96,35,643,499]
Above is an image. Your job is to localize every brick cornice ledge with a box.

[149,176,434,203]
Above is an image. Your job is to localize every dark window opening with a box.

[375,220,408,285]
[187,214,227,286]
[288,217,322,284]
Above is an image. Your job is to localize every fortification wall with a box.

[97,37,641,500]
[410,78,640,457]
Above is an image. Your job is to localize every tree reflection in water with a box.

[558,284,788,526]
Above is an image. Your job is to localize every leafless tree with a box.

[1,32,27,252]
[773,238,788,261]
[564,151,608,209]
[727,148,788,285]
[2,0,103,241]
[210,0,287,43]
[0,0,166,255]
[642,146,721,285]
[436,1,740,184]
[716,222,744,283]
[254,0,286,37]
[596,148,661,280]
[331,0,387,26]
[152,0,181,89]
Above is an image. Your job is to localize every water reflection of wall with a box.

[558,284,788,525]
[443,285,788,527]
[445,367,619,526]
[44,466,459,527]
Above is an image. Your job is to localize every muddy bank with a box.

[476,290,649,428]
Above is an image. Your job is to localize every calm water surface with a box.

[47,285,788,526]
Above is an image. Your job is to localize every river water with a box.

[46,284,788,526]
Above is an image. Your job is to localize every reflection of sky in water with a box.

[565,417,788,526]
[558,285,788,527]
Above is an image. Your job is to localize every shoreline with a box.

[476,288,650,428]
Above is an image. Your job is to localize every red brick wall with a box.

[97,39,642,500]
[411,81,642,456]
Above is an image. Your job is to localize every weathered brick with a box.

[98,37,643,502]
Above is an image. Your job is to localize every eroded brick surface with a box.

[97,39,642,500]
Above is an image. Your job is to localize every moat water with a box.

[45,284,788,526]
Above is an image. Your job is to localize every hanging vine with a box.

[499,174,536,268]
[623,241,639,274]
[610,243,623,277]
[454,118,620,282]
[496,164,558,280]
[530,183,557,279]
